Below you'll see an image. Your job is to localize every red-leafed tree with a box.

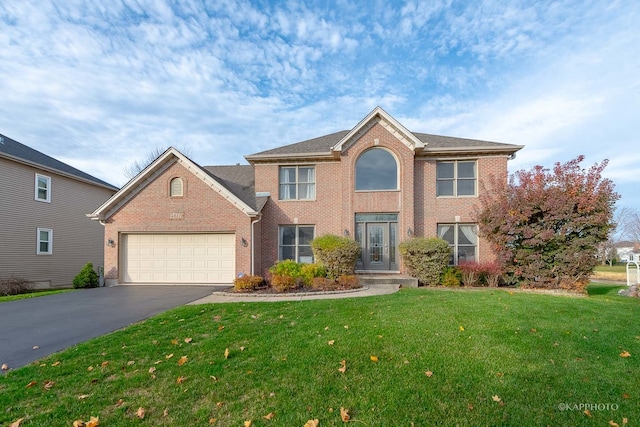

[474,155,619,291]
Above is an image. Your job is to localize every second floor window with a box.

[35,173,51,202]
[436,161,476,196]
[279,166,315,200]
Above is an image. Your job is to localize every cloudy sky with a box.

[1,0,638,209]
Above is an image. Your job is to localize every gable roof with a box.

[0,133,117,190]
[90,148,262,221]
[245,107,523,161]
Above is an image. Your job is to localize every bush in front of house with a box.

[399,237,451,286]
[311,234,360,280]
[73,263,100,289]
[270,274,299,292]
[337,275,360,289]
[0,277,34,296]
[233,275,265,292]
[440,267,461,287]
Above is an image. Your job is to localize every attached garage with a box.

[122,233,235,284]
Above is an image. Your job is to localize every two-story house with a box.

[0,134,118,288]
[90,107,522,286]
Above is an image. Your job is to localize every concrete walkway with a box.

[189,284,400,304]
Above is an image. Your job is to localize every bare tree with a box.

[123,146,192,180]
[614,207,640,243]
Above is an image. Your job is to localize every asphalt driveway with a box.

[0,285,220,371]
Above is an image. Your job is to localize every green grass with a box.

[0,289,73,303]
[594,265,628,274]
[1,286,638,426]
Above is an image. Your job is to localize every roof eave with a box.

[245,151,334,162]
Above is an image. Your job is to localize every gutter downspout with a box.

[251,214,263,276]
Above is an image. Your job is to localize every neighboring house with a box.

[616,241,640,263]
[90,107,523,286]
[0,134,118,288]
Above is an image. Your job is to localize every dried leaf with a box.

[136,407,145,419]
[178,355,188,366]
[244,421,252,427]
[78,394,91,400]
[623,418,628,425]
[240,346,245,351]
[425,370,433,377]
[584,409,592,417]
[459,326,465,332]
[184,337,193,343]
[492,395,501,402]
[340,407,350,422]
[338,360,347,373]
[328,340,335,346]
[10,418,24,427]
[224,348,230,359]
[87,366,94,371]
[216,402,224,408]
[166,353,174,359]
[467,403,474,411]
[149,367,156,374]
[73,420,85,427]
[177,376,186,384]
[171,339,179,345]
[51,361,60,366]
[43,380,55,390]
[86,416,99,427]
[344,325,349,329]
[620,350,631,358]
[263,412,275,420]
[163,408,169,417]
[33,345,39,350]
[218,325,225,331]
[1,363,9,371]
[304,420,319,427]
[370,355,379,362]
[101,361,109,367]
[209,418,217,424]
[622,393,630,399]
[115,399,125,408]
[609,421,620,427]
[26,380,37,388]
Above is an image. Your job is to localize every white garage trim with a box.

[122,233,235,284]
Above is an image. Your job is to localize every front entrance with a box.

[355,214,399,271]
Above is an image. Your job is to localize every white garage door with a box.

[123,234,235,284]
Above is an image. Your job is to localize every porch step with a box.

[357,275,418,288]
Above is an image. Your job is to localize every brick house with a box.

[90,107,522,285]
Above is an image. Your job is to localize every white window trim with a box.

[437,223,478,265]
[37,228,53,255]
[436,160,477,197]
[278,225,315,263]
[35,173,51,203]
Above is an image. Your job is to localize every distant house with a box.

[0,134,118,288]
[90,107,523,285]
[616,241,640,263]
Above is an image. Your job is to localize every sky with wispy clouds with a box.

[1,0,638,209]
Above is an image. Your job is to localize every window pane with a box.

[458,245,476,263]
[298,246,313,263]
[436,162,454,179]
[280,226,296,245]
[298,227,314,245]
[39,230,49,242]
[280,167,296,183]
[280,246,295,261]
[437,225,455,244]
[457,179,476,196]
[457,225,477,245]
[40,241,49,252]
[437,180,454,196]
[355,149,397,190]
[298,183,314,199]
[298,167,314,183]
[279,184,296,200]
[38,188,47,199]
[458,162,476,179]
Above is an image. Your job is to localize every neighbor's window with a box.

[279,166,315,200]
[436,161,476,196]
[37,228,53,255]
[35,173,51,202]
[170,177,184,197]
[437,224,477,265]
[279,225,315,263]
[355,148,398,191]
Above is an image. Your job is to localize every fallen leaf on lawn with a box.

[216,402,224,408]
[622,393,630,399]
[338,360,347,373]
[623,418,628,425]
[244,421,252,427]
[136,407,145,419]
[165,353,174,359]
[78,394,91,400]
[584,409,592,417]
[149,367,156,374]
[127,360,135,366]
[263,412,275,420]
[1,363,8,371]
[178,355,188,366]
[101,361,109,367]
[163,408,169,417]
[492,395,501,402]
[304,420,319,427]
[328,340,335,346]
[530,328,537,333]
[224,348,230,359]
[209,418,217,424]
[51,361,61,366]
[344,325,349,329]
[459,326,465,332]
[43,380,55,390]
[171,339,178,345]
[26,380,37,388]
[340,407,350,422]
[425,370,433,377]
[324,326,329,330]
[177,376,186,384]
[210,375,218,381]
[86,416,99,427]
[10,418,24,427]
[620,350,631,358]
[115,398,125,408]
[87,366,94,371]
[240,346,245,351]
[467,403,474,411]
[370,355,379,362]
[184,337,193,343]
[496,372,504,377]
[609,421,620,427]
[33,345,39,350]
[73,420,85,427]
[218,325,225,331]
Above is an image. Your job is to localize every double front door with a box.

[356,215,399,271]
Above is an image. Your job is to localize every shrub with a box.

[337,275,360,289]
[0,277,33,296]
[441,267,461,287]
[73,263,99,289]
[270,259,303,278]
[458,261,482,287]
[233,275,264,292]
[478,261,502,287]
[311,234,360,280]
[300,263,327,286]
[271,274,298,293]
[399,237,451,286]
[311,277,338,291]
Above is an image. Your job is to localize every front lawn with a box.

[0,289,72,303]
[1,286,638,426]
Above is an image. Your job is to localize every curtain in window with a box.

[299,167,315,199]
[458,225,477,245]
[438,225,452,240]
[279,168,295,199]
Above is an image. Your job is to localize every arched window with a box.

[355,148,398,191]
[170,177,183,197]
